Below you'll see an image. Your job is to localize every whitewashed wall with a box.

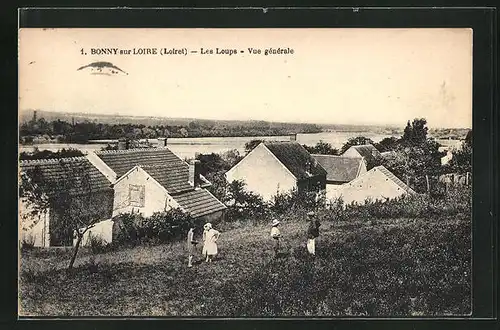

[225,144,296,201]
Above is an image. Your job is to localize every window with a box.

[129,184,145,207]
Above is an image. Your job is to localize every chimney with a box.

[118,138,128,150]
[158,137,167,147]
[189,160,201,187]
[290,133,297,141]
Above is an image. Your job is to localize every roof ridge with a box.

[95,147,171,155]
[20,156,88,165]
[376,166,414,193]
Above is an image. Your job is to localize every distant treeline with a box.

[19,117,322,143]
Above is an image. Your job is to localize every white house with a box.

[337,165,415,205]
[311,154,367,201]
[90,148,226,221]
[225,141,327,201]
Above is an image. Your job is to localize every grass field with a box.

[19,216,471,317]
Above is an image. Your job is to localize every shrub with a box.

[112,209,195,246]
[20,234,35,251]
[225,180,270,221]
[87,234,108,254]
[320,185,471,223]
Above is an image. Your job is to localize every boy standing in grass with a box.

[270,219,281,257]
[306,211,320,256]
[186,227,198,268]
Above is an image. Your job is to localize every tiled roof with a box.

[311,155,363,182]
[374,166,415,194]
[264,142,327,180]
[173,189,226,218]
[347,145,382,163]
[95,148,192,193]
[19,157,112,196]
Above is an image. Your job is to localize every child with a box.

[306,211,320,256]
[186,227,198,268]
[270,219,281,257]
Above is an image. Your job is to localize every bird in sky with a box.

[77,61,128,76]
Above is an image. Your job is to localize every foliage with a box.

[375,136,400,152]
[302,141,339,155]
[244,139,265,154]
[112,209,195,246]
[323,184,471,222]
[271,188,325,215]
[19,159,113,269]
[340,136,375,154]
[20,116,322,142]
[19,147,84,160]
[195,153,233,177]
[88,234,108,255]
[401,118,429,147]
[224,180,270,221]
[447,130,472,174]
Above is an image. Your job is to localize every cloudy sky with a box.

[19,28,472,128]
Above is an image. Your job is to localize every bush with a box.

[112,209,195,246]
[88,234,108,254]
[321,185,471,223]
[20,234,35,251]
[225,180,270,222]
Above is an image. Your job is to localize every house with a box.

[336,165,415,205]
[342,144,382,167]
[89,147,226,222]
[311,154,367,201]
[225,141,327,201]
[19,157,114,247]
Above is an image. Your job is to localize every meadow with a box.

[19,214,470,317]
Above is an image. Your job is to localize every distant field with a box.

[19,216,470,317]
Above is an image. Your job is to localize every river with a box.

[19,131,397,159]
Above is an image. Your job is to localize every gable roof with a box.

[375,166,415,194]
[173,189,226,218]
[94,148,192,194]
[263,142,327,180]
[311,155,363,182]
[347,165,415,194]
[19,157,112,197]
[346,144,382,164]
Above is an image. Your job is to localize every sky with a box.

[19,28,472,128]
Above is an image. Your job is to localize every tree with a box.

[244,139,265,154]
[401,118,429,146]
[375,137,400,152]
[302,141,339,155]
[340,136,375,154]
[448,130,472,174]
[195,153,232,177]
[20,159,113,271]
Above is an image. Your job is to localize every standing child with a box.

[306,211,320,256]
[270,219,281,257]
[186,227,198,268]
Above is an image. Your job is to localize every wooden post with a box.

[426,175,430,194]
